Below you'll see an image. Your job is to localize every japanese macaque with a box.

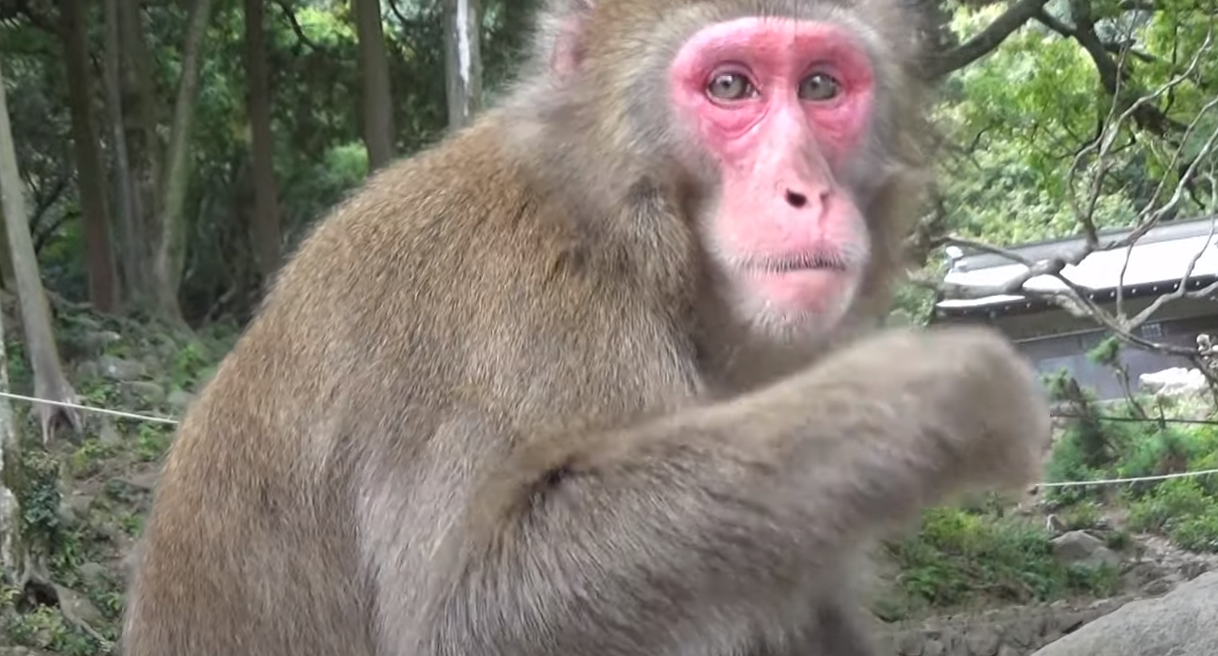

[121,1,1052,655]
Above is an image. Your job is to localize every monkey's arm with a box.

[420,330,1045,656]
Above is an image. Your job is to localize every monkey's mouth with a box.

[749,254,851,274]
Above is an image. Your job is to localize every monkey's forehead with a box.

[575,0,926,69]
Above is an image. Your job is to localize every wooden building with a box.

[931,216,1218,399]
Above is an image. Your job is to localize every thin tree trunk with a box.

[0,325,20,583]
[0,232,19,581]
[243,0,282,282]
[0,57,81,443]
[102,0,140,308]
[352,0,396,171]
[0,204,16,288]
[445,0,483,130]
[61,0,118,313]
[153,0,217,325]
[118,0,162,313]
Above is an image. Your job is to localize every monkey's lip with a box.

[766,260,849,273]
[745,255,851,274]
[740,256,855,313]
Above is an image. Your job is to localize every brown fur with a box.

[121,1,1050,655]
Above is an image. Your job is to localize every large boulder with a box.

[1138,366,1207,397]
[1030,572,1218,656]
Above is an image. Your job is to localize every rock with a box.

[74,359,100,380]
[51,584,104,626]
[964,627,1001,656]
[168,389,197,410]
[124,380,166,403]
[1050,531,1120,570]
[57,493,94,526]
[76,562,110,589]
[115,470,160,491]
[1138,367,1208,396]
[80,330,122,351]
[99,420,122,445]
[56,500,82,528]
[1030,571,1218,656]
[1140,577,1174,596]
[97,355,147,381]
[896,631,923,655]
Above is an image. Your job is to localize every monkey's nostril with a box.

[785,190,808,208]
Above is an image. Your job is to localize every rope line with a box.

[1034,468,1218,489]
[1052,412,1218,426]
[0,390,1216,489]
[0,390,179,425]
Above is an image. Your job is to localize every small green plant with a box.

[882,506,1121,617]
[3,603,105,656]
[1057,502,1103,530]
[69,438,120,479]
[1128,478,1218,551]
[170,340,211,389]
[135,424,173,462]
[118,511,145,537]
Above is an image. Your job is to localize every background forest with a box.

[0,0,1215,654]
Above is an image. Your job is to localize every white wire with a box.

[0,389,1216,489]
[1035,468,1218,488]
[0,390,179,425]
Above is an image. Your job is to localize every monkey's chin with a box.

[749,268,858,319]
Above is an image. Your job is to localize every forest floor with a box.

[2,299,1217,655]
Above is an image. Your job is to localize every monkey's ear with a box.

[543,0,596,79]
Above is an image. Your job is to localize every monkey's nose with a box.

[785,190,809,208]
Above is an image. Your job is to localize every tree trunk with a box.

[0,204,16,289]
[61,0,118,313]
[102,0,141,309]
[352,0,396,171]
[153,0,217,326]
[0,305,21,581]
[0,57,81,443]
[243,0,282,283]
[445,0,483,131]
[118,0,163,314]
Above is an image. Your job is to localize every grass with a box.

[874,504,1123,621]
[1042,400,1218,554]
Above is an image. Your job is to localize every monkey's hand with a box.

[420,327,1050,655]
[790,325,1053,502]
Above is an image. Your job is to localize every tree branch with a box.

[923,0,1051,79]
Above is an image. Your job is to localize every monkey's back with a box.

[122,115,702,656]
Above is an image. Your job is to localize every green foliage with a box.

[1128,479,1218,553]
[1086,337,1122,368]
[877,506,1121,620]
[134,425,173,462]
[1045,397,1218,553]
[169,340,211,390]
[19,449,66,555]
[3,603,103,656]
[68,439,120,479]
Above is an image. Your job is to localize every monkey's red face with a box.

[670,18,876,333]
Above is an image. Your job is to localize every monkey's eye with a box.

[707,72,756,101]
[798,73,841,102]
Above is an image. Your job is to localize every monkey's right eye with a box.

[706,73,756,101]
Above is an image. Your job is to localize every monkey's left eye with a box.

[798,73,841,101]
[707,72,756,101]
